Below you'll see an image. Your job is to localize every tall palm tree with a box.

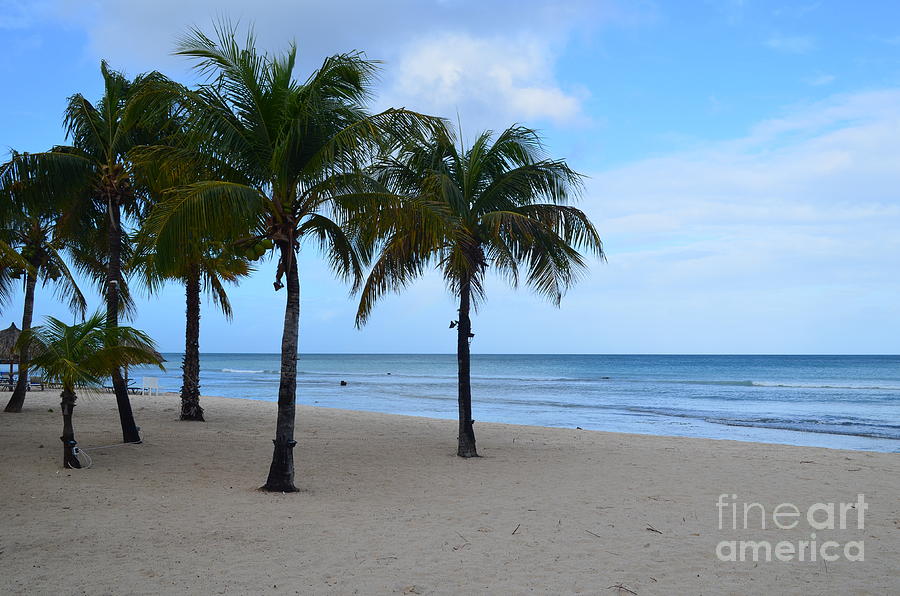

[5,62,170,442]
[0,152,87,413]
[138,24,438,491]
[133,236,252,421]
[20,313,163,468]
[356,124,604,457]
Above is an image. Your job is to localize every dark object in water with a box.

[340,380,348,386]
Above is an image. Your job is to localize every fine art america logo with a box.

[715,494,867,562]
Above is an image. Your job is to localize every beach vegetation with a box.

[0,153,87,412]
[132,234,252,421]
[356,124,603,456]
[2,62,173,443]
[138,22,439,490]
[19,313,163,468]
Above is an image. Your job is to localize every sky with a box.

[2,0,900,354]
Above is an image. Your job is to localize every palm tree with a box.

[133,236,252,421]
[138,24,438,491]
[356,124,604,457]
[4,62,170,442]
[0,152,87,413]
[20,313,164,468]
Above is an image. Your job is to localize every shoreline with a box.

[2,389,898,594]
[140,389,900,454]
[203,391,900,455]
[123,352,900,454]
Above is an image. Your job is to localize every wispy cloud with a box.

[0,0,51,28]
[708,0,748,24]
[875,35,900,45]
[772,3,821,18]
[562,90,900,352]
[765,35,816,54]
[803,73,835,86]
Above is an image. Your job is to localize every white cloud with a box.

[43,0,627,129]
[380,33,585,128]
[765,35,816,53]
[51,0,622,70]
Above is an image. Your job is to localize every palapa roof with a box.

[0,323,20,364]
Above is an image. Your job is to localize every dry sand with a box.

[0,389,897,595]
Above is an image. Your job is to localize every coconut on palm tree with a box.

[20,313,164,468]
[3,62,171,442]
[0,152,87,413]
[138,24,439,491]
[356,124,604,457]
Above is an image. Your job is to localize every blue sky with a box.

[2,0,900,354]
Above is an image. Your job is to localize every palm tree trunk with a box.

[456,277,478,457]
[180,269,204,421]
[4,271,36,413]
[60,387,81,469]
[262,242,300,492]
[107,201,141,443]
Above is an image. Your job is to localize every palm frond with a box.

[142,181,266,266]
[21,312,164,390]
[358,123,602,321]
[355,232,429,327]
[42,244,88,318]
[297,213,363,291]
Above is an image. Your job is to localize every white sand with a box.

[0,389,897,595]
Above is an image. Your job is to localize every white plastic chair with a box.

[141,377,160,396]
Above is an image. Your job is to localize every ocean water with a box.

[130,354,900,453]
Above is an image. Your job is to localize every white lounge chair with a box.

[140,377,160,396]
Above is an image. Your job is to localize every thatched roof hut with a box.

[0,323,20,376]
[0,323,20,363]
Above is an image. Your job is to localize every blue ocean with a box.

[131,354,900,453]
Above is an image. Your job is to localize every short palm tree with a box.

[138,24,438,491]
[1,152,86,413]
[133,236,252,421]
[20,313,164,468]
[356,124,604,457]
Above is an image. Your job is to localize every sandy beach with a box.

[0,389,897,595]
